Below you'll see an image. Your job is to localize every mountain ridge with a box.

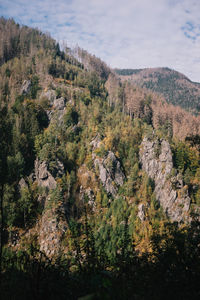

[115,67,200,114]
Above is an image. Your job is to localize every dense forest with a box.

[115,67,200,114]
[0,18,200,299]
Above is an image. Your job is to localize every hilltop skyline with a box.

[1,0,200,82]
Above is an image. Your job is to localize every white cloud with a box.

[1,0,200,81]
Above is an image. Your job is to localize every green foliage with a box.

[81,94,91,106]
[123,162,139,196]
[115,68,142,76]
[30,75,40,99]
[55,87,62,98]
[172,141,199,174]
[4,180,41,228]
[64,105,79,127]
[94,196,132,263]
[7,152,24,182]
[12,95,25,113]
[87,73,104,97]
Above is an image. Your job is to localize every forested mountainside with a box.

[115,67,200,114]
[1,18,200,299]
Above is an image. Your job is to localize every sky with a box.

[1,0,200,82]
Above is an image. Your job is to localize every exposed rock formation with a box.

[40,89,56,105]
[94,151,125,197]
[18,178,28,190]
[138,203,146,222]
[90,134,102,151]
[38,206,67,258]
[90,136,125,197]
[21,80,31,95]
[34,157,66,257]
[34,158,64,189]
[140,137,190,222]
[80,185,96,211]
[40,90,67,122]
[53,97,65,110]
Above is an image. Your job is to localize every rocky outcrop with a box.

[140,137,190,223]
[40,90,66,122]
[17,158,66,257]
[94,151,125,197]
[34,157,66,257]
[34,158,64,189]
[18,178,28,190]
[90,136,125,197]
[138,203,146,222]
[40,89,56,105]
[38,206,67,258]
[80,185,96,211]
[21,80,31,95]
[90,134,101,151]
[53,97,65,110]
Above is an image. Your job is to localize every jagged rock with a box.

[53,97,65,110]
[41,91,66,122]
[105,152,124,186]
[38,206,67,258]
[80,186,96,211]
[140,137,190,223]
[38,161,49,180]
[18,178,28,190]
[46,110,53,121]
[40,89,56,105]
[55,109,66,122]
[34,158,64,189]
[90,134,102,150]
[21,80,31,95]
[94,151,125,197]
[28,172,36,182]
[138,203,146,221]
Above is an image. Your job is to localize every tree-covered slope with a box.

[115,67,200,114]
[1,19,200,299]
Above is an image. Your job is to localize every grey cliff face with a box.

[94,151,125,197]
[90,135,125,197]
[139,137,190,223]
